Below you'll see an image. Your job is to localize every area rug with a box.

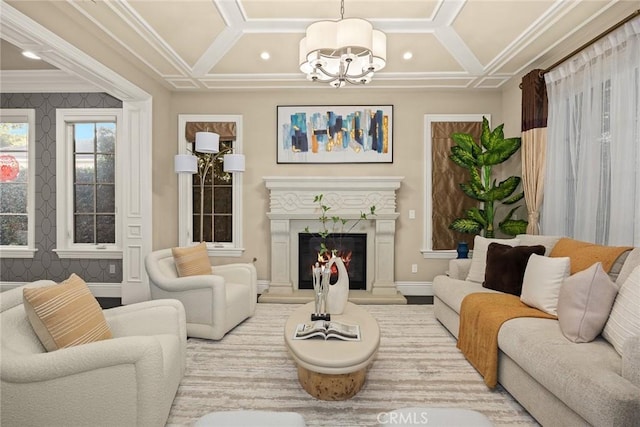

[166,304,538,426]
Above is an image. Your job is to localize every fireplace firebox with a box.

[298,233,367,290]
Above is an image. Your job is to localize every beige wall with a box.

[165,89,512,284]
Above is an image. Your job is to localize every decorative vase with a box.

[456,241,469,259]
[325,255,349,315]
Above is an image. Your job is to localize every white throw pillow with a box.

[602,265,640,356]
[520,253,571,316]
[466,235,520,283]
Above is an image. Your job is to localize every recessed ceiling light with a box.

[22,51,41,60]
[403,52,413,60]
[260,51,270,60]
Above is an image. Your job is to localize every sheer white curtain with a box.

[542,18,640,246]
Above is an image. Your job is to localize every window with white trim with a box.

[422,114,488,258]
[177,114,244,256]
[0,109,36,258]
[55,109,122,259]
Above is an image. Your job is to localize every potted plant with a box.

[448,117,528,238]
[304,194,376,259]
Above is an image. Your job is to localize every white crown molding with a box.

[0,2,149,101]
[0,70,101,93]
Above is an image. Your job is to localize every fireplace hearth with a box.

[298,233,367,290]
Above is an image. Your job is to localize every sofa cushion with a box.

[516,234,562,256]
[549,237,632,275]
[433,276,500,315]
[23,274,112,352]
[557,262,618,343]
[171,242,212,277]
[498,317,638,427]
[602,265,640,355]
[483,243,545,295]
[466,236,520,283]
[622,336,640,388]
[520,254,570,316]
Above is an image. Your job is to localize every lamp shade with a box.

[195,131,219,153]
[223,153,245,172]
[174,154,197,173]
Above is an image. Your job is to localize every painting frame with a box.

[276,105,393,164]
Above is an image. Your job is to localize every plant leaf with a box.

[499,219,528,236]
[450,146,477,168]
[503,191,524,205]
[465,207,488,227]
[460,183,485,201]
[486,176,520,201]
[451,133,481,156]
[479,137,521,166]
[449,218,483,234]
[480,117,492,150]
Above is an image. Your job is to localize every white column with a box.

[268,219,294,294]
[372,219,397,295]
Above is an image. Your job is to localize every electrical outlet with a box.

[109,264,116,274]
[409,209,416,219]
[411,264,418,273]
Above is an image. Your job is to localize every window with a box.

[422,114,488,258]
[0,109,36,258]
[177,114,244,256]
[55,109,122,259]
[543,19,639,246]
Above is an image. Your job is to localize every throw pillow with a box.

[171,242,212,277]
[23,274,113,352]
[520,253,570,316]
[515,234,562,256]
[549,237,633,275]
[616,248,640,287]
[466,235,520,283]
[602,265,640,356]
[557,262,618,343]
[483,243,546,295]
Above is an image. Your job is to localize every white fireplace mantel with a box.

[260,176,406,304]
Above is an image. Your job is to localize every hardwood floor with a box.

[97,295,433,309]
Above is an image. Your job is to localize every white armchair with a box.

[145,248,257,340]
[0,280,186,427]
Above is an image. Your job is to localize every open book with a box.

[293,320,361,341]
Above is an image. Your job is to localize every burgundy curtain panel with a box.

[521,69,548,234]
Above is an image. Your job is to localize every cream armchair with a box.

[145,248,257,340]
[0,280,186,427]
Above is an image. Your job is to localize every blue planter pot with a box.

[456,242,469,259]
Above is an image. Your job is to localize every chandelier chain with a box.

[340,0,344,20]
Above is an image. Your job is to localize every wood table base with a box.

[297,365,367,400]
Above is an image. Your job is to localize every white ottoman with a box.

[378,407,493,427]
[194,410,306,427]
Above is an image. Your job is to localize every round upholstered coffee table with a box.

[284,301,380,400]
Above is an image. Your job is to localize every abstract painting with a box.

[277,105,393,163]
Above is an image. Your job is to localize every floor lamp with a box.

[175,131,245,243]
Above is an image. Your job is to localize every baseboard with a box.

[0,281,121,298]
[3,280,434,299]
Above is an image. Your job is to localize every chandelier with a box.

[299,0,386,88]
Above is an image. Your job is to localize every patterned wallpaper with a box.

[1,93,123,283]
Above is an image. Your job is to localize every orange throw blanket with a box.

[550,237,632,274]
[457,293,556,389]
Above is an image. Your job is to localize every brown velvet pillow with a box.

[483,243,546,296]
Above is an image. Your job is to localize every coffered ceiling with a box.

[1,0,638,91]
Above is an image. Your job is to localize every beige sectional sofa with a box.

[433,236,640,427]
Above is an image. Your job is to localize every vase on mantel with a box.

[325,255,349,315]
